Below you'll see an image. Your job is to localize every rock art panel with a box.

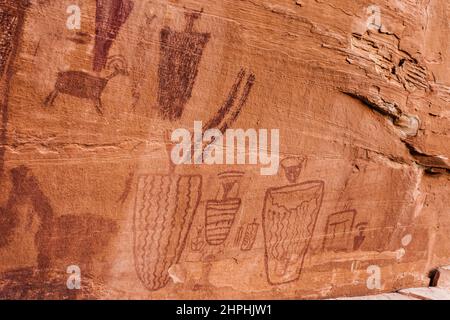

[0,0,449,300]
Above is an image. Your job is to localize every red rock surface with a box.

[0,0,449,299]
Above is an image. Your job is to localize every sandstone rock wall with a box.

[0,0,449,299]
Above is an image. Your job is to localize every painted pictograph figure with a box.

[262,180,324,285]
[279,157,306,184]
[322,209,357,252]
[186,69,256,164]
[133,174,202,291]
[203,69,256,133]
[262,157,323,285]
[190,226,206,252]
[233,226,243,247]
[44,56,128,115]
[205,171,244,246]
[196,170,245,291]
[157,9,210,121]
[93,0,134,72]
[240,219,259,251]
[44,1,132,114]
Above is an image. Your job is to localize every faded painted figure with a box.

[0,166,118,273]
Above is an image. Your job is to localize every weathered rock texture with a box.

[0,0,449,299]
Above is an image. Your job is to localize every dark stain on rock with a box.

[0,0,30,177]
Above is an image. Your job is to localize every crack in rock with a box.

[404,142,450,174]
[342,89,419,138]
